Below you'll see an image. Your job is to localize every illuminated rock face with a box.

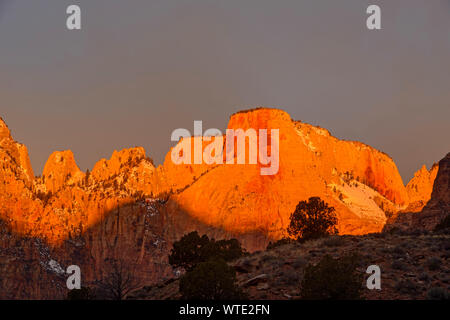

[428,153,450,205]
[42,151,84,193]
[0,116,156,243]
[387,153,449,231]
[1,109,446,299]
[0,118,34,185]
[409,153,450,230]
[0,118,41,239]
[166,108,410,238]
[92,147,147,181]
[0,108,440,247]
[405,164,439,212]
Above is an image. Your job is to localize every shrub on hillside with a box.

[169,231,246,271]
[169,232,210,271]
[205,238,246,262]
[322,236,346,247]
[288,197,338,242]
[266,238,293,250]
[179,259,245,300]
[300,253,363,300]
[434,214,450,233]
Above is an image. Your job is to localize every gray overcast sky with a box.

[0,0,449,183]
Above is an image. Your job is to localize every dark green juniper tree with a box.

[287,197,338,241]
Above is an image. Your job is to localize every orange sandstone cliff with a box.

[405,164,439,212]
[0,108,441,246]
[387,153,449,231]
[167,108,409,239]
[1,109,447,299]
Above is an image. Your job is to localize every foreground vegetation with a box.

[69,198,450,300]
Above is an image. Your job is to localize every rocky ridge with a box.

[0,109,448,299]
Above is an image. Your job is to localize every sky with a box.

[0,0,449,183]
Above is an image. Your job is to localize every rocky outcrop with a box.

[166,108,408,239]
[0,119,158,244]
[426,153,450,205]
[405,164,439,212]
[386,153,449,231]
[0,109,446,299]
[0,219,67,299]
[42,151,84,193]
[0,118,42,241]
[0,117,34,185]
[92,147,150,181]
[91,147,157,196]
[0,197,267,299]
[131,232,450,300]
[0,109,419,244]
[411,153,450,229]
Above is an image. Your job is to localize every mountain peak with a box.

[91,147,152,181]
[42,150,83,193]
[228,107,292,130]
[0,116,34,183]
[0,116,12,140]
[418,164,429,174]
[405,162,439,212]
[0,108,442,246]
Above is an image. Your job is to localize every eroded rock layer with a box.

[0,109,446,299]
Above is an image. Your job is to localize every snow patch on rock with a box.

[295,127,317,152]
[329,179,388,225]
